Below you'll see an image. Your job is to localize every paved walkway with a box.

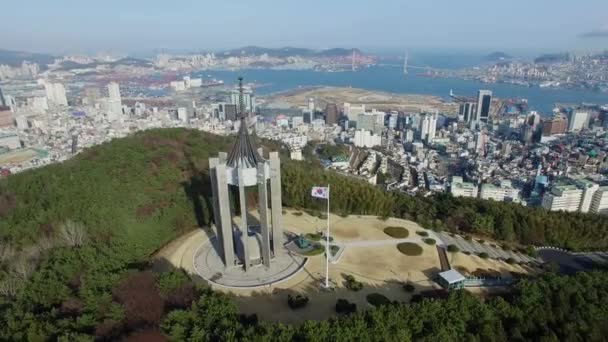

[437,232,538,264]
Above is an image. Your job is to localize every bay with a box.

[196,65,608,114]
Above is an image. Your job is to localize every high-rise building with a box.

[325,103,339,125]
[458,101,477,123]
[542,184,583,212]
[567,110,589,132]
[476,90,492,122]
[357,110,384,134]
[470,90,492,130]
[107,82,123,120]
[42,81,68,106]
[230,87,256,113]
[542,115,568,136]
[388,113,398,129]
[576,179,600,213]
[343,102,366,122]
[590,186,608,215]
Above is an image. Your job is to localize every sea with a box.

[194,53,608,114]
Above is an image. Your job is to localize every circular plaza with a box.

[193,232,307,288]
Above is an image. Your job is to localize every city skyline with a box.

[3,0,608,54]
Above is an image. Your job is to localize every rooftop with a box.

[438,269,466,284]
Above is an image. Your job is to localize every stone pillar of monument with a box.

[210,158,234,267]
[238,167,251,271]
[269,151,283,256]
[257,162,271,267]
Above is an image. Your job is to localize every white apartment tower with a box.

[590,187,608,215]
[107,82,123,120]
[542,185,583,212]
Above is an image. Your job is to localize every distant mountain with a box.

[219,46,364,58]
[59,57,152,71]
[486,51,512,61]
[315,48,362,57]
[0,49,55,67]
[534,53,570,64]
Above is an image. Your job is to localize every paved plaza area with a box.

[193,234,307,288]
[154,209,540,323]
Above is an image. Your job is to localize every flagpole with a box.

[325,184,330,288]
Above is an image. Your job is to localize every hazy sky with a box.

[4,0,608,54]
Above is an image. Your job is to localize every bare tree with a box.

[60,221,88,247]
[0,277,21,298]
[11,254,37,280]
[0,242,15,265]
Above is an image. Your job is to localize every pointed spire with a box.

[226,77,262,169]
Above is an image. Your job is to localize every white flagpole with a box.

[325,184,330,288]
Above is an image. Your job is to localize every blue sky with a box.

[3,0,608,54]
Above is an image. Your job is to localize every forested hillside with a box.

[0,128,607,340]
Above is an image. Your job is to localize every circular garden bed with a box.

[397,242,423,256]
[383,226,409,239]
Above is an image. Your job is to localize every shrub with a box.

[287,294,309,309]
[447,244,459,253]
[397,243,423,256]
[423,238,436,245]
[525,246,538,257]
[366,293,391,307]
[464,236,473,241]
[292,212,303,216]
[502,244,512,251]
[344,275,363,291]
[477,239,485,244]
[415,231,429,237]
[402,283,415,292]
[478,252,489,259]
[463,251,471,255]
[302,244,324,256]
[335,299,357,314]
[304,233,321,241]
[505,257,516,264]
[383,226,409,239]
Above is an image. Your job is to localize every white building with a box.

[354,129,381,148]
[170,81,186,92]
[0,132,21,150]
[41,81,68,106]
[107,82,122,120]
[575,179,599,213]
[177,107,188,122]
[230,88,256,113]
[291,116,304,128]
[450,176,478,198]
[420,113,438,143]
[590,187,608,215]
[343,102,366,122]
[567,111,589,132]
[542,185,583,212]
[480,180,521,202]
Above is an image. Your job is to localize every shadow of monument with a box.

[181,153,214,228]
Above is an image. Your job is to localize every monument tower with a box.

[209,77,283,271]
